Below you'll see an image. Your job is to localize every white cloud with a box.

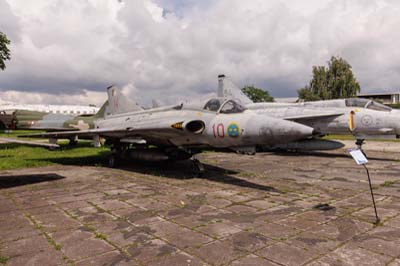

[0,89,106,107]
[144,0,165,22]
[1,0,400,106]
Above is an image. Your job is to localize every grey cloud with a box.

[0,0,21,42]
[1,0,400,105]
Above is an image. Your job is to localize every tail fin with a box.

[105,85,143,116]
[93,100,108,119]
[217,75,253,105]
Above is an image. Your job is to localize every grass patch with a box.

[323,134,400,142]
[0,130,110,170]
[0,129,43,138]
[95,233,108,241]
[381,180,396,187]
[323,135,355,141]
[238,172,258,178]
[0,256,9,264]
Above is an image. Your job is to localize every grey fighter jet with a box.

[218,75,400,150]
[24,85,314,175]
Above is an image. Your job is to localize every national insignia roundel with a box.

[227,123,240,137]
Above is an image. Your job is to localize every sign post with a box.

[349,148,380,224]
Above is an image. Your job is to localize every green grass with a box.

[323,134,400,142]
[381,180,396,187]
[0,130,110,170]
[323,135,355,141]
[95,233,108,241]
[0,129,41,137]
[0,256,9,264]
[0,129,51,141]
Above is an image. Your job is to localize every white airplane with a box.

[0,99,99,116]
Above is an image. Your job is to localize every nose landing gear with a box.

[355,139,367,156]
[356,139,365,149]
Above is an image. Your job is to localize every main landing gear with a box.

[106,144,205,177]
[191,158,205,178]
[69,137,78,146]
[108,154,117,168]
[108,143,125,168]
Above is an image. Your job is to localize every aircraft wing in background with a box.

[0,137,60,149]
[18,116,199,146]
[283,111,345,121]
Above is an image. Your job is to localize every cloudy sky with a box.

[0,0,400,106]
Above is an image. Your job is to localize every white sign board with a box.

[349,148,368,165]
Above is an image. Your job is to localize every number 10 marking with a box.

[212,123,224,138]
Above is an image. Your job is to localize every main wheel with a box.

[191,159,205,178]
[108,155,117,168]
[69,139,78,146]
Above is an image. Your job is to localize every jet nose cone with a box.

[287,121,315,139]
[248,115,314,145]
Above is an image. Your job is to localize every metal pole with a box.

[363,164,380,224]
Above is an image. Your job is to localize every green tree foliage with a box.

[298,87,321,101]
[242,85,274,102]
[0,32,11,70]
[298,56,361,101]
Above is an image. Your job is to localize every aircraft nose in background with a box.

[247,115,314,145]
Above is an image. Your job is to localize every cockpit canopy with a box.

[203,98,247,113]
[345,98,392,112]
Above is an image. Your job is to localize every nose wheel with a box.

[356,139,365,148]
[355,139,367,156]
[191,158,204,177]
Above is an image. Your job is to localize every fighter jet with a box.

[23,85,314,175]
[1,88,144,139]
[218,75,400,150]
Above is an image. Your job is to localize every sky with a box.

[0,0,400,106]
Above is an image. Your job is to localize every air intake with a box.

[185,120,205,134]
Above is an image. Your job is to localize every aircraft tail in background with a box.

[217,74,253,105]
[106,85,143,116]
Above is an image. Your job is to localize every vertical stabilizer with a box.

[93,100,109,119]
[106,85,143,116]
[217,75,253,105]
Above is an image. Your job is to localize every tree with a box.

[242,85,274,102]
[298,56,361,101]
[0,32,11,70]
[297,87,321,101]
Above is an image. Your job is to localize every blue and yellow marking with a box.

[227,122,240,137]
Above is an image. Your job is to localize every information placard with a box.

[349,148,368,165]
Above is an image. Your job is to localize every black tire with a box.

[191,159,205,178]
[108,155,116,168]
